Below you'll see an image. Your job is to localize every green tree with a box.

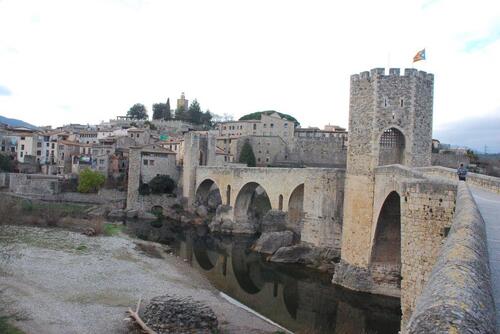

[77,168,105,193]
[0,153,14,172]
[144,120,157,130]
[200,110,213,128]
[127,103,148,120]
[239,141,256,167]
[164,98,171,120]
[239,110,300,127]
[466,149,479,164]
[149,175,176,194]
[152,102,171,120]
[188,99,203,124]
[175,106,186,120]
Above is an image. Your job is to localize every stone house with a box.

[127,127,151,146]
[216,112,294,143]
[139,145,178,183]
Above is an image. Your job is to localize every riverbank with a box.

[0,225,280,334]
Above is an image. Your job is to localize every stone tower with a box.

[339,68,434,273]
[177,92,189,111]
[182,132,216,206]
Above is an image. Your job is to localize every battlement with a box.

[351,68,434,82]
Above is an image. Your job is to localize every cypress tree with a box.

[239,141,256,167]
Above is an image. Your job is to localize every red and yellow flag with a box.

[413,49,426,63]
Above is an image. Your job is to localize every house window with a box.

[266,157,269,162]
[284,123,288,128]
[99,159,105,164]
[36,150,41,156]
[143,160,148,165]
[400,98,404,107]
[149,160,155,166]
[20,137,25,140]
[37,142,42,148]
[130,134,134,137]
[263,124,267,128]
[270,123,274,128]
[20,152,23,157]
[253,124,256,130]
[136,134,140,138]
[21,144,25,150]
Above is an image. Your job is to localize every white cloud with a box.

[0,0,499,147]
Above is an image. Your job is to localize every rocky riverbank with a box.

[0,225,280,334]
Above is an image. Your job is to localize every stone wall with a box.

[8,173,61,196]
[431,152,469,169]
[0,172,8,188]
[285,136,347,167]
[405,183,496,333]
[127,193,179,212]
[418,166,500,194]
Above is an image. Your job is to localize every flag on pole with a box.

[413,49,426,63]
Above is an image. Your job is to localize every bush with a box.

[0,153,14,172]
[149,175,176,194]
[239,141,256,167]
[77,169,105,193]
[138,182,151,195]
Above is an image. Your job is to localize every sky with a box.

[0,0,499,152]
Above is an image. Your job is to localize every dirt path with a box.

[0,225,279,334]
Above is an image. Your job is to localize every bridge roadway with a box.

[470,186,500,331]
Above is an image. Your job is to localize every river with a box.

[125,219,401,334]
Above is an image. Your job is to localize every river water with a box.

[125,220,401,334]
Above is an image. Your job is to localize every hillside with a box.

[239,110,300,127]
[0,115,38,130]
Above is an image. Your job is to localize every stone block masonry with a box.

[406,182,496,334]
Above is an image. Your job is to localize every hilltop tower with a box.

[335,68,434,290]
[177,92,189,111]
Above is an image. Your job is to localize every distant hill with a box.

[239,110,300,127]
[0,115,38,130]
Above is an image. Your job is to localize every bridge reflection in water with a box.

[126,220,401,334]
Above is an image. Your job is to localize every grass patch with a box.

[103,223,123,236]
[19,199,90,217]
[0,316,25,334]
[76,244,87,251]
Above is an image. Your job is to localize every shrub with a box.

[77,168,105,193]
[239,141,256,167]
[149,175,176,194]
[0,154,14,172]
[138,182,151,195]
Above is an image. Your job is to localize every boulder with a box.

[195,205,208,218]
[126,209,138,219]
[207,189,222,210]
[260,210,287,232]
[253,231,294,254]
[138,211,157,221]
[108,209,125,220]
[270,244,317,264]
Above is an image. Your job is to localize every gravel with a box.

[143,295,218,333]
[0,225,279,334]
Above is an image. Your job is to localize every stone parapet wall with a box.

[406,182,496,333]
[418,166,500,194]
[4,188,126,206]
[0,172,8,188]
[127,193,178,212]
[8,173,61,196]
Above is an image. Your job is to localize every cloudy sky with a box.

[0,0,499,151]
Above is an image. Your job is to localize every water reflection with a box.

[125,220,401,334]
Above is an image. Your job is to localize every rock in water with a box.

[142,295,218,334]
[253,231,294,254]
[270,244,316,264]
[260,210,287,232]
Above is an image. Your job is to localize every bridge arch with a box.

[370,191,402,286]
[234,182,272,225]
[288,184,305,233]
[378,127,406,166]
[195,178,222,211]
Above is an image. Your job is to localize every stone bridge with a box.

[194,166,345,249]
